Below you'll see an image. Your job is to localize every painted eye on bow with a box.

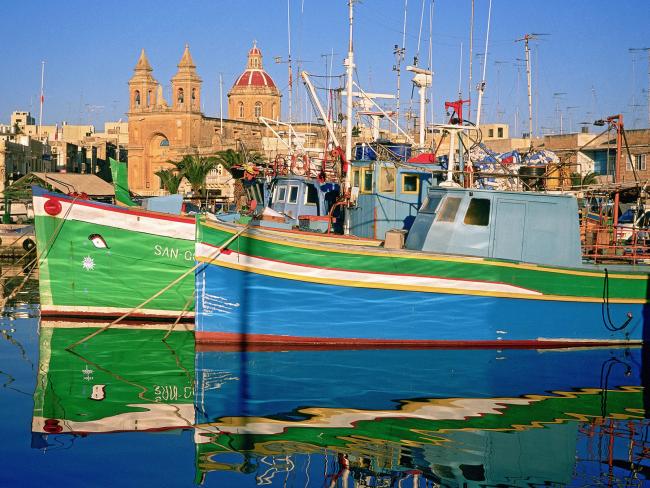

[88,234,109,249]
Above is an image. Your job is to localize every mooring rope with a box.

[66,222,252,349]
[602,268,633,332]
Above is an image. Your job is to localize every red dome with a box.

[234,70,276,88]
[249,46,261,55]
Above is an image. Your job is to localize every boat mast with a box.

[468,0,474,120]
[343,0,355,234]
[287,0,293,152]
[344,1,354,176]
[474,0,491,128]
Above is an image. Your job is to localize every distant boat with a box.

[195,185,649,346]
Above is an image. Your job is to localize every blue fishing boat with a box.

[195,183,649,346]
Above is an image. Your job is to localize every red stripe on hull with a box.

[43,193,195,224]
[195,331,629,350]
[40,309,194,323]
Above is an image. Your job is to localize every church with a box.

[127,43,282,195]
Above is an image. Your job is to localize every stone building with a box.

[0,135,53,191]
[228,42,281,122]
[126,44,291,196]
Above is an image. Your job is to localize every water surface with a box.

[2,270,648,486]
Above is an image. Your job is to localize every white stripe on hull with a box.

[34,195,195,240]
[196,243,541,296]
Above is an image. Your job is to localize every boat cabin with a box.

[245,175,341,231]
[349,160,439,239]
[406,187,582,267]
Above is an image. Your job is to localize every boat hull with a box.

[195,220,648,346]
[34,187,196,320]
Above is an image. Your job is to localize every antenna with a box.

[629,47,650,127]
[515,33,547,143]
[552,91,566,134]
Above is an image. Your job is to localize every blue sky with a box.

[1,0,649,136]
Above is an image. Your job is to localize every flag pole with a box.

[38,61,45,136]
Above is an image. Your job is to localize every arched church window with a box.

[191,88,196,101]
[252,58,259,68]
[147,90,152,107]
[238,102,244,118]
[160,139,169,147]
[134,90,141,107]
[177,88,184,104]
[254,102,262,118]
[272,103,277,119]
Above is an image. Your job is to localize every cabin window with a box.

[275,185,287,203]
[401,174,419,194]
[419,195,443,214]
[304,183,318,205]
[361,169,374,193]
[463,198,490,226]
[436,196,462,222]
[379,167,396,192]
[288,185,299,204]
[352,168,361,188]
[246,182,264,204]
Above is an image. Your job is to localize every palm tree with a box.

[173,154,218,198]
[154,168,182,194]
[571,171,599,189]
[215,148,264,171]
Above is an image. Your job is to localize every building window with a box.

[238,102,244,118]
[401,174,419,194]
[192,88,196,101]
[497,127,503,138]
[254,102,262,118]
[252,58,259,68]
[488,128,494,138]
[463,198,490,226]
[160,139,169,147]
[134,90,141,107]
[177,88,184,104]
[636,154,647,171]
[272,103,277,119]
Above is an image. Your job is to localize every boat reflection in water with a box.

[32,320,195,439]
[195,345,648,486]
[32,320,648,486]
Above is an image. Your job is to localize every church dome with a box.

[228,41,281,122]
[231,42,277,91]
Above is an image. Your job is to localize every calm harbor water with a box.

[1,268,649,487]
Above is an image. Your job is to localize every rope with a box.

[66,222,252,349]
[601,268,633,332]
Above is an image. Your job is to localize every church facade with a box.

[127,43,282,195]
